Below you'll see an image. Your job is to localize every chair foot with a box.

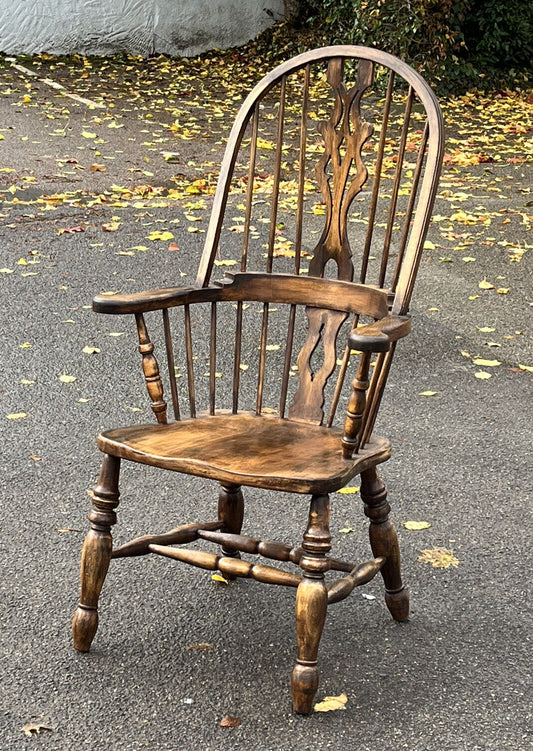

[291,494,330,714]
[385,587,410,622]
[360,467,409,622]
[72,454,120,652]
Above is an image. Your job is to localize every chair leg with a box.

[360,467,409,622]
[217,483,244,558]
[291,494,331,714]
[72,454,120,652]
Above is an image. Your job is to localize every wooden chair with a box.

[72,46,444,714]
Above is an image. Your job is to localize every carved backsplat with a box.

[289,59,374,425]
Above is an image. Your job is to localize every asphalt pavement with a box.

[0,54,532,751]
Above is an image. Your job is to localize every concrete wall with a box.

[0,0,288,57]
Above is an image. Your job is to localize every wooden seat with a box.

[72,46,444,714]
[98,414,391,493]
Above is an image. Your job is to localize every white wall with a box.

[0,0,287,57]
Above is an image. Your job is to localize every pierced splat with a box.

[308,57,374,280]
[289,59,374,425]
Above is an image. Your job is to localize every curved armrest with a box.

[93,286,221,314]
[348,315,411,353]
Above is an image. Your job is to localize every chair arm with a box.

[348,315,411,353]
[93,286,222,314]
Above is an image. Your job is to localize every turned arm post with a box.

[342,351,371,457]
[135,312,168,424]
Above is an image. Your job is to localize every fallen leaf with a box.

[472,358,501,367]
[478,326,496,333]
[496,287,510,295]
[29,454,41,461]
[212,573,228,584]
[59,374,76,383]
[20,342,32,348]
[7,412,27,420]
[265,344,280,351]
[314,693,348,712]
[213,259,237,266]
[90,163,106,172]
[418,548,459,568]
[478,279,495,290]
[21,720,53,737]
[148,230,174,241]
[58,225,85,234]
[82,346,100,354]
[102,221,121,232]
[81,131,97,139]
[518,364,533,373]
[337,486,360,494]
[220,715,242,727]
[403,521,431,530]
[0,267,14,274]
[419,390,438,396]
[423,240,435,250]
[339,526,355,534]
[186,642,214,651]
[475,371,492,380]
[168,243,180,251]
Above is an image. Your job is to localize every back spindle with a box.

[135,312,167,424]
[162,308,180,421]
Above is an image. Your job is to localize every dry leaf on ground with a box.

[220,715,242,727]
[314,693,348,712]
[418,547,459,568]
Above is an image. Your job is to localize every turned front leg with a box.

[360,467,409,622]
[72,454,120,651]
[291,494,331,714]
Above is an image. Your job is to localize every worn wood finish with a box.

[111,520,222,559]
[217,484,244,560]
[135,313,167,424]
[72,454,120,651]
[292,494,331,714]
[74,46,444,714]
[327,557,385,604]
[97,413,390,494]
[95,272,389,319]
[360,467,409,621]
[148,545,303,588]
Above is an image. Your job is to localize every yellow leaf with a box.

[469,295,480,300]
[6,412,27,420]
[337,486,360,494]
[82,346,100,354]
[187,226,205,233]
[427,307,439,312]
[81,131,97,139]
[478,279,495,290]
[19,342,32,348]
[418,548,459,569]
[496,287,510,295]
[475,371,492,380]
[17,258,28,266]
[102,221,121,232]
[423,240,435,250]
[59,374,76,383]
[99,291,118,296]
[130,245,149,251]
[339,526,355,534]
[0,268,14,274]
[518,364,533,373]
[211,573,228,584]
[314,693,348,712]
[214,259,237,266]
[403,521,431,530]
[265,344,280,351]
[419,390,438,396]
[462,256,476,262]
[472,358,501,367]
[478,326,495,333]
[148,231,174,241]
[107,332,125,337]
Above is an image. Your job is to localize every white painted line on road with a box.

[7,59,105,109]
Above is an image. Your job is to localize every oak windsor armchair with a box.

[72,46,444,713]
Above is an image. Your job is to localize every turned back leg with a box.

[72,453,120,652]
[360,467,409,622]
